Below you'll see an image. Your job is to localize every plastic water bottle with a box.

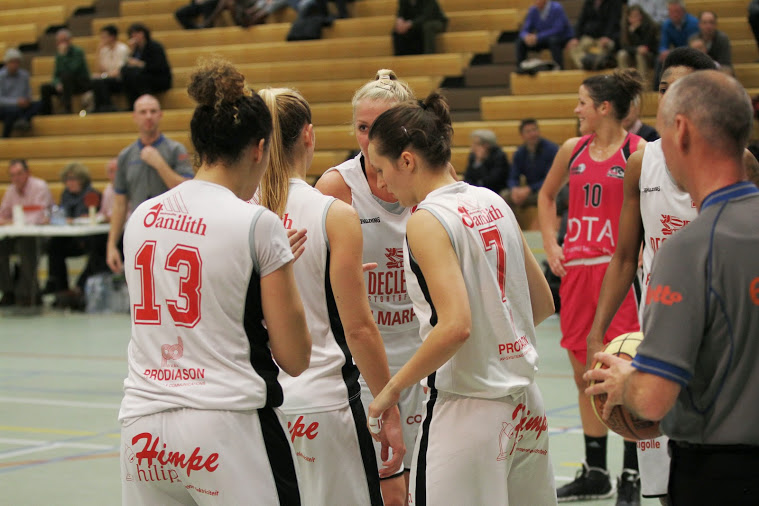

[50,205,66,226]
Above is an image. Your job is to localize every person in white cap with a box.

[0,48,40,137]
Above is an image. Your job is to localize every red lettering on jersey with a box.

[385,248,404,269]
[367,269,407,296]
[660,214,691,236]
[282,213,293,230]
[287,416,319,442]
[750,277,759,306]
[375,308,415,326]
[132,433,219,477]
[406,414,423,424]
[511,403,548,440]
[646,285,683,306]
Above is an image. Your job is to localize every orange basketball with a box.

[589,332,661,441]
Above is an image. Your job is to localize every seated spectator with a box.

[39,29,90,115]
[622,93,659,141]
[653,0,698,85]
[175,0,221,29]
[91,25,130,113]
[616,5,658,83]
[750,0,759,55]
[566,0,623,70]
[688,11,732,75]
[44,163,108,308]
[392,0,447,56]
[502,119,557,211]
[0,48,41,137]
[516,0,574,69]
[121,24,172,110]
[463,129,510,195]
[0,160,54,307]
[629,0,668,25]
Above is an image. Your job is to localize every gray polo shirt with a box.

[115,134,194,209]
[632,182,759,445]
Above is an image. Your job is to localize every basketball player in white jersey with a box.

[257,87,404,506]
[119,59,312,505]
[316,69,421,505]
[585,48,756,504]
[366,92,558,505]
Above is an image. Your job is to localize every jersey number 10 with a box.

[133,240,203,327]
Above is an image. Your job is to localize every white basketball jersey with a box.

[406,182,539,398]
[325,154,421,373]
[276,178,359,414]
[639,140,697,317]
[119,180,294,421]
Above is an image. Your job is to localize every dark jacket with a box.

[52,45,90,87]
[509,138,559,192]
[131,40,172,88]
[575,0,623,45]
[397,0,447,27]
[60,186,101,219]
[620,19,659,57]
[464,147,510,194]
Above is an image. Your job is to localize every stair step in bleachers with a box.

[0,24,37,47]
[0,7,66,36]
[687,0,749,18]
[481,93,659,121]
[510,69,611,95]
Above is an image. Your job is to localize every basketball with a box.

[589,332,661,441]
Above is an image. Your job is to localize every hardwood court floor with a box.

[0,311,660,505]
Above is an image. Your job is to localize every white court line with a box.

[0,396,119,410]
[0,438,115,460]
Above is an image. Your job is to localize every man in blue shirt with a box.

[0,49,40,137]
[516,0,573,69]
[502,119,558,213]
[653,0,699,86]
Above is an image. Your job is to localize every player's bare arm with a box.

[106,193,128,273]
[584,355,680,421]
[369,211,472,417]
[261,261,312,377]
[520,231,555,326]
[315,169,353,205]
[326,200,404,474]
[586,147,646,368]
[537,137,577,277]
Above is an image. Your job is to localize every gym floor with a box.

[0,311,661,505]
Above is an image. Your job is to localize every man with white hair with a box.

[0,48,40,137]
[39,29,90,115]
[585,70,759,504]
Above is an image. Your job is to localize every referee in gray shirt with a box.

[106,94,193,272]
[585,70,759,505]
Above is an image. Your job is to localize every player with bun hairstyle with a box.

[316,69,420,505]
[258,87,404,506]
[537,68,646,503]
[118,59,311,505]
[367,92,557,506]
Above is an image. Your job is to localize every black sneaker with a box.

[616,469,641,506]
[557,462,614,502]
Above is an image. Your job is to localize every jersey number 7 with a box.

[133,240,203,328]
[479,226,507,302]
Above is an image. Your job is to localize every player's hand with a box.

[583,353,635,419]
[373,405,405,478]
[362,262,378,272]
[106,243,123,273]
[585,335,604,371]
[287,228,307,262]
[368,384,400,442]
[140,145,165,169]
[545,242,566,277]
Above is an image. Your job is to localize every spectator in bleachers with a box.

[39,29,90,115]
[657,0,698,65]
[44,163,108,308]
[121,24,172,111]
[566,0,624,70]
[616,4,658,83]
[750,0,759,55]
[622,93,659,141]
[0,160,53,307]
[106,95,193,273]
[175,0,221,29]
[463,129,510,195]
[392,0,447,56]
[502,119,558,213]
[0,48,40,137]
[688,11,732,74]
[516,0,574,69]
[629,0,668,25]
[90,25,130,113]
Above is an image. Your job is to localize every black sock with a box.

[623,441,639,471]
[585,434,607,470]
